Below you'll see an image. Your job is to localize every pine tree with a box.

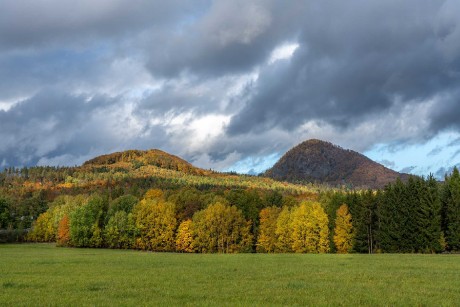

[416,175,442,253]
[347,191,377,254]
[377,181,404,252]
[441,167,460,251]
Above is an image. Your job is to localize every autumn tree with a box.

[57,215,71,246]
[257,207,281,253]
[28,211,54,242]
[134,191,177,252]
[333,204,354,253]
[192,202,252,253]
[275,206,293,252]
[176,219,194,252]
[290,202,330,253]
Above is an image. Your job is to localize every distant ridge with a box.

[265,139,410,189]
[83,149,202,175]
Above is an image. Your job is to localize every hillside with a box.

[83,149,203,175]
[265,139,410,189]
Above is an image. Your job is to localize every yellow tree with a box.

[291,201,330,253]
[176,219,194,253]
[134,194,177,252]
[333,204,354,253]
[192,202,252,253]
[275,206,293,252]
[28,211,54,242]
[257,207,281,253]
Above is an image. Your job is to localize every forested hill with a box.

[265,139,410,189]
[83,149,203,175]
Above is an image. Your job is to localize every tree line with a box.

[25,168,460,253]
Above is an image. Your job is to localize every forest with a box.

[2,157,459,253]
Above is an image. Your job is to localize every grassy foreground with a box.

[1,244,459,306]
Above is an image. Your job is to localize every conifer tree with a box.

[377,181,404,252]
[416,175,442,253]
[441,167,460,251]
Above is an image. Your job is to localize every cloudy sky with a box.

[1,0,460,178]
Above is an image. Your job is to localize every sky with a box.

[1,0,460,179]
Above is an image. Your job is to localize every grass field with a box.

[1,244,459,306]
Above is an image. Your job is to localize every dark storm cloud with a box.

[0,90,118,166]
[227,0,460,137]
[0,0,200,51]
[144,0,305,77]
[0,47,114,101]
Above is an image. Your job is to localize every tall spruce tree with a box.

[441,167,460,251]
[347,191,377,253]
[377,180,406,252]
[415,175,442,253]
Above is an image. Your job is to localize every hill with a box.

[83,149,202,175]
[265,139,410,189]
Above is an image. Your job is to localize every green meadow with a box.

[1,244,459,306]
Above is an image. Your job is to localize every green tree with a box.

[441,167,460,251]
[107,195,138,219]
[0,196,12,228]
[104,211,136,249]
[377,179,406,252]
[414,175,442,253]
[70,195,107,247]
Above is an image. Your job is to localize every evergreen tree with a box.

[412,176,441,253]
[348,190,377,254]
[441,167,460,251]
[377,180,405,252]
